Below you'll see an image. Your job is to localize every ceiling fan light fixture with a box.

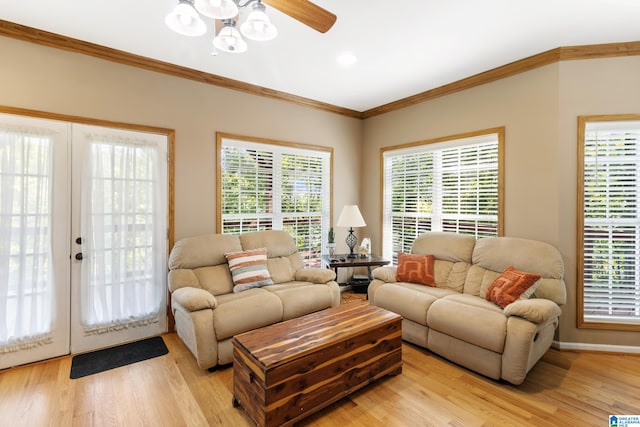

[213,21,248,53]
[240,3,277,41]
[194,0,238,20]
[165,0,207,37]
[166,0,336,54]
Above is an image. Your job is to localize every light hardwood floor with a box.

[1,302,638,426]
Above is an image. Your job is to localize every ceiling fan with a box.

[262,0,336,34]
[165,0,336,54]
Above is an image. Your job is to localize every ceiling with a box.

[1,0,640,113]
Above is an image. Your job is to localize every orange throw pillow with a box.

[486,267,541,308]
[396,252,436,286]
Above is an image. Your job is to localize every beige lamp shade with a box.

[336,205,366,228]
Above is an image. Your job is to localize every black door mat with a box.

[70,336,168,379]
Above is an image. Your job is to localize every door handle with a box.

[75,252,83,261]
[75,237,82,244]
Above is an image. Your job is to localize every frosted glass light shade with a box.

[240,9,277,41]
[336,205,366,228]
[194,0,238,19]
[213,24,248,53]
[165,1,207,37]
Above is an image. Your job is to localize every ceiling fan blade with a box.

[262,0,336,33]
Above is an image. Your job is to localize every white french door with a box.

[0,115,70,369]
[70,124,168,353]
[0,114,168,369]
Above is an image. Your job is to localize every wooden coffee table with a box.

[232,303,402,427]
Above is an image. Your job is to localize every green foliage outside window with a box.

[220,142,330,268]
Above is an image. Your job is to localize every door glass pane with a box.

[0,126,55,351]
[80,135,167,334]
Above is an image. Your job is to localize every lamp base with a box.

[345,227,358,258]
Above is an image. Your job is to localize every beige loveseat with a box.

[369,232,566,385]
[168,230,340,369]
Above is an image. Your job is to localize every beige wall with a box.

[362,63,561,245]
[0,36,362,243]
[362,56,640,348]
[557,56,640,347]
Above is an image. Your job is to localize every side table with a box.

[321,254,390,294]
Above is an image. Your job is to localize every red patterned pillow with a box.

[396,252,435,286]
[486,267,541,308]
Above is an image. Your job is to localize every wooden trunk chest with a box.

[232,303,402,426]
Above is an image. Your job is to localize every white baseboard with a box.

[552,340,640,354]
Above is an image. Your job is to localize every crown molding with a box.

[0,20,362,119]
[1,20,639,120]
[361,41,640,119]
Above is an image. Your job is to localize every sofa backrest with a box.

[168,230,306,296]
[468,236,567,305]
[168,233,242,295]
[239,230,304,284]
[169,233,242,270]
[411,232,476,292]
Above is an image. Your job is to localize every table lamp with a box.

[336,205,366,258]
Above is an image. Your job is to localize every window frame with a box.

[577,114,640,331]
[380,128,504,263]
[216,133,333,267]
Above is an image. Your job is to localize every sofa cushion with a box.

[373,282,455,326]
[486,267,541,308]
[265,283,334,320]
[225,248,274,293]
[267,256,298,284]
[192,264,234,296]
[169,233,242,270]
[433,260,471,293]
[213,289,283,340]
[463,265,500,297]
[472,236,566,305]
[167,268,200,293]
[241,230,305,283]
[411,231,475,263]
[396,252,435,286]
[240,229,297,256]
[428,294,507,353]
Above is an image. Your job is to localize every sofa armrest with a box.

[372,266,398,283]
[295,268,336,284]
[172,287,217,312]
[503,299,561,324]
[168,268,201,293]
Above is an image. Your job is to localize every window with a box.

[217,134,332,267]
[381,128,503,263]
[578,115,640,330]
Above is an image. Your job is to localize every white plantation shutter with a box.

[581,120,640,325]
[439,142,499,234]
[220,143,275,232]
[382,150,434,262]
[220,138,330,267]
[383,132,500,263]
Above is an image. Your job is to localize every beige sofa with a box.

[168,230,340,369]
[368,232,566,385]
